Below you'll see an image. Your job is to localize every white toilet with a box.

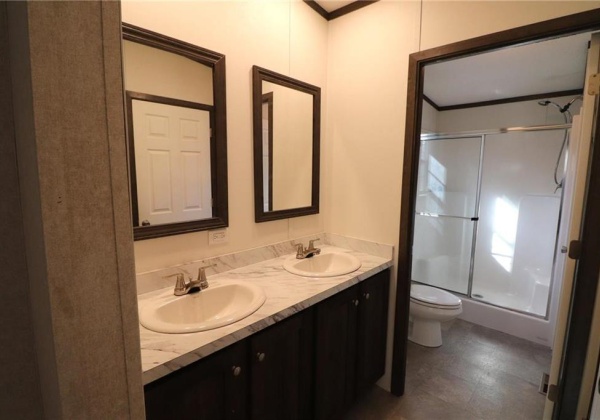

[409,284,462,347]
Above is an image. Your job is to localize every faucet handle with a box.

[295,243,306,257]
[196,264,216,281]
[308,238,321,250]
[164,273,187,293]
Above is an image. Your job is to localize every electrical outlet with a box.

[208,228,228,245]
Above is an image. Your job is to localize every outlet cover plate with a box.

[209,229,228,245]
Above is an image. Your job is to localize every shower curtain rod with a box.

[420,123,572,141]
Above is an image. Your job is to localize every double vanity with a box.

[138,243,392,419]
[121,19,392,420]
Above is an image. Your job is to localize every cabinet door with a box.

[314,285,360,420]
[250,310,313,420]
[356,269,390,395]
[144,341,248,420]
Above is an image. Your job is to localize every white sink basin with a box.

[139,281,266,334]
[283,252,362,277]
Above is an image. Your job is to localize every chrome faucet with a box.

[295,238,321,259]
[165,264,215,296]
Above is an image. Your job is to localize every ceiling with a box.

[424,32,592,108]
[314,0,356,13]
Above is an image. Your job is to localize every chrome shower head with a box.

[561,95,583,113]
[538,99,570,123]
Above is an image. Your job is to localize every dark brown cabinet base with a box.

[144,341,248,420]
[250,310,313,420]
[314,269,390,419]
[144,268,390,420]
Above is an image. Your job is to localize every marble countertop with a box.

[139,245,392,385]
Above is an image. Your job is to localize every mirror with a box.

[252,66,321,222]
[122,23,228,240]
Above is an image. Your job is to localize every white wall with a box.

[122,1,328,273]
[326,0,600,389]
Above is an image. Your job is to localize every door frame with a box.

[392,8,600,419]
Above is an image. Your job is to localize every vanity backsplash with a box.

[135,233,393,295]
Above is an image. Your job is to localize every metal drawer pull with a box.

[354,299,359,307]
[232,366,241,376]
[257,352,266,362]
[364,293,370,300]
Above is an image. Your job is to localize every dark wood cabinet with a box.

[250,311,313,420]
[144,341,248,420]
[143,269,390,420]
[314,269,390,420]
[314,286,359,419]
[356,269,390,395]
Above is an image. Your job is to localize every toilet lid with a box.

[410,284,461,308]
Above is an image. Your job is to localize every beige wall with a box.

[123,39,214,105]
[326,0,600,389]
[122,1,328,273]
[263,81,314,210]
[421,1,600,50]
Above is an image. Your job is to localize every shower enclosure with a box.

[412,124,569,318]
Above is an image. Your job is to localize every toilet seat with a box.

[410,284,461,309]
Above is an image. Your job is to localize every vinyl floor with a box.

[345,319,552,420]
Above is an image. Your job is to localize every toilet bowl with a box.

[409,284,462,347]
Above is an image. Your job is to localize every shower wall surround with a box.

[415,95,582,344]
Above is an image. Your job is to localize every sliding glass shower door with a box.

[470,130,563,316]
[412,127,567,318]
[412,136,483,295]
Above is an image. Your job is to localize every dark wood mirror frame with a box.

[122,23,228,240]
[252,65,321,223]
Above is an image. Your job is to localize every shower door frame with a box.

[415,124,572,319]
[391,9,600,420]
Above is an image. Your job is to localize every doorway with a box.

[392,8,600,420]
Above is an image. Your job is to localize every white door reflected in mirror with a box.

[132,99,213,225]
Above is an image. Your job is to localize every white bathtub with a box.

[458,296,553,347]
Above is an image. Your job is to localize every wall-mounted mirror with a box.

[122,23,228,240]
[252,66,321,222]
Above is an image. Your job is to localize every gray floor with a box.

[346,319,552,420]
